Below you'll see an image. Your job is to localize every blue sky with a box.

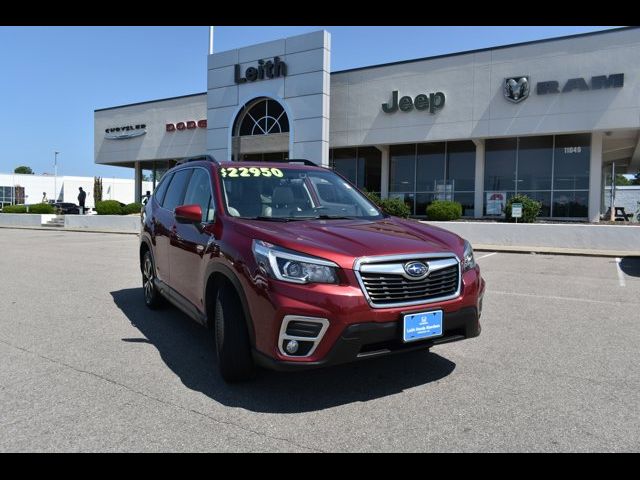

[0,26,621,179]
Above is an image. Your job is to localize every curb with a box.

[0,225,138,235]
[473,244,640,257]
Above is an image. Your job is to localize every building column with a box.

[588,132,603,222]
[378,145,390,199]
[473,139,485,218]
[134,161,142,204]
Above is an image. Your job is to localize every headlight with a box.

[463,240,476,272]
[252,240,339,284]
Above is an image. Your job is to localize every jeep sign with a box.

[382,90,446,114]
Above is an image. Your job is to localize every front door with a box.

[169,167,216,313]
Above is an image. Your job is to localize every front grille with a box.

[360,264,459,306]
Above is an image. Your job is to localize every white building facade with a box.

[94,27,640,221]
[0,172,152,208]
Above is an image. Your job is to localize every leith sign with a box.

[234,57,287,84]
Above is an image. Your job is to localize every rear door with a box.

[153,168,193,285]
[169,167,216,312]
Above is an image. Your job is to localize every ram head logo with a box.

[504,76,530,103]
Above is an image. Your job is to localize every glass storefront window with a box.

[416,142,445,192]
[552,190,588,218]
[554,134,590,191]
[446,141,475,192]
[517,136,553,191]
[518,191,552,217]
[484,134,590,218]
[485,138,517,192]
[358,146,381,194]
[332,147,381,195]
[389,144,416,193]
[453,192,475,217]
[390,141,476,216]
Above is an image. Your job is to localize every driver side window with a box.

[183,168,215,223]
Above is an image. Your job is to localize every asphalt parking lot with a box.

[0,228,639,452]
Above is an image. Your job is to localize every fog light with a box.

[285,339,299,354]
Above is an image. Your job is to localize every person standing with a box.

[78,187,86,214]
[41,192,48,203]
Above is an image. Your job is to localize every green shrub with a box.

[28,203,55,214]
[426,200,462,221]
[123,202,142,215]
[0,204,54,214]
[364,190,382,206]
[363,191,411,218]
[380,197,411,218]
[1,205,27,213]
[505,194,541,223]
[95,200,124,215]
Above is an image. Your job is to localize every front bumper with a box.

[253,306,480,371]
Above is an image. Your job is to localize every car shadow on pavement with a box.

[619,257,640,277]
[111,288,456,413]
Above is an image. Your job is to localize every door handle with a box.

[170,225,182,242]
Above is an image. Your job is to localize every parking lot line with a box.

[476,252,498,260]
[615,258,626,287]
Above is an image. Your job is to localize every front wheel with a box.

[214,286,255,383]
[142,251,164,309]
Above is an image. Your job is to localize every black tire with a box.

[142,250,164,309]
[214,286,255,383]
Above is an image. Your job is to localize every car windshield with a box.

[219,165,384,220]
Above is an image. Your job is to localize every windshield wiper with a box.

[310,215,356,220]
[247,216,299,222]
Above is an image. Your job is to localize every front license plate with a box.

[403,310,443,342]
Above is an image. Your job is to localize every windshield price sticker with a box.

[220,167,284,178]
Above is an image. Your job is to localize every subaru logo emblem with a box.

[404,261,428,279]
[504,76,530,103]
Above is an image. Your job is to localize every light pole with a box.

[54,151,59,201]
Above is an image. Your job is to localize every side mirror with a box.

[175,204,202,224]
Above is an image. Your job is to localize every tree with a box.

[93,177,103,203]
[14,166,33,174]
[615,174,631,186]
[633,171,640,186]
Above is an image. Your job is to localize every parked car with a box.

[50,202,97,215]
[52,202,81,214]
[139,156,485,382]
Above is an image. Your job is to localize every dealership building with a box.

[94,27,640,221]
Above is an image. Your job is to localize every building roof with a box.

[94,26,635,112]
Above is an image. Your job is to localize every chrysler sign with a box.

[104,124,146,140]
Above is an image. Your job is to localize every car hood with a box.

[234,216,465,269]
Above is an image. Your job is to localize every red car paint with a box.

[140,159,485,375]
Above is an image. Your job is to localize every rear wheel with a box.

[142,251,163,309]
[214,286,255,382]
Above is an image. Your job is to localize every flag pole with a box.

[209,26,214,55]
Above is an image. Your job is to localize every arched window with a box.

[232,97,290,162]
[233,98,290,137]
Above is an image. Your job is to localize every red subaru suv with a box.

[140,156,485,382]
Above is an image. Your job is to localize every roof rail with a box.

[177,154,219,165]
[287,159,318,167]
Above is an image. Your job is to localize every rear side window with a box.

[183,168,215,222]
[152,172,174,206]
[162,169,193,211]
